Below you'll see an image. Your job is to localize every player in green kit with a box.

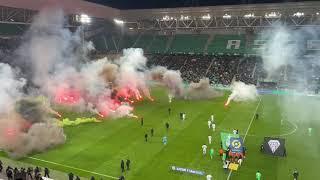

[222,152,226,162]
[256,171,262,180]
[209,148,214,159]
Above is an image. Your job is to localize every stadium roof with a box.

[0,0,119,20]
[86,0,318,10]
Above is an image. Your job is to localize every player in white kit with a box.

[208,135,212,144]
[206,174,212,180]
[202,144,207,155]
[211,123,216,132]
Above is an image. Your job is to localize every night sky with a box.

[85,0,313,9]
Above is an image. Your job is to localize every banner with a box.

[220,132,239,150]
[170,166,205,176]
[262,137,286,157]
[229,137,244,153]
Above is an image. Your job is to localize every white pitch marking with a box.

[27,157,118,179]
[227,98,262,180]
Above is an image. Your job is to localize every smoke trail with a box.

[225,81,258,106]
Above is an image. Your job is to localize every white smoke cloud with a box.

[162,70,185,98]
[225,81,258,106]
[0,63,25,114]
[150,66,222,100]
[117,48,151,99]
[185,78,223,100]
[260,26,299,76]
[259,25,320,131]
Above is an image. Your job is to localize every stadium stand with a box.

[148,35,169,53]
[0,23,27,36]
[133,34,154,50]
[168,34,209,54]
[207,34,246,54]
[118,35,136,49]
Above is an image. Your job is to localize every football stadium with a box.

[0,0,319,179]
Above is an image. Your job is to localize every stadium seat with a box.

[133,34,154,50]
[148,35,169,53]
[169,34,209,54]
[0,23,27,36]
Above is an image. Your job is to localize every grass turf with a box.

[2,87,320,180]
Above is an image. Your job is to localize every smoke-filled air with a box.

[149,66,223,100]
[258,25,320,126]
[0,8,224,158]
[225,81,258,106]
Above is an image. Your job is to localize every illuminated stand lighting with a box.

[293,12,304,17]
[223,14,232,19]
[162,15,177,21]
[114,18,124,25]
[180,15,190,20]
[265,12,281,18]
[244,13,255,18]
[76,14,91,24]
[201,14,211,20]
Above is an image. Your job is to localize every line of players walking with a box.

[202,115,216,180]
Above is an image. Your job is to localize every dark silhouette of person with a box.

[145,133,148,142]
[141,117,144,126]
[68,172,74,180]
[126,159,131,170]
[6,166,13,180]
[27,167,33,179]
[44,167,50,177]
[165,122,169,131]
[121,160,125,172]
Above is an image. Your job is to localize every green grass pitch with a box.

[2,87,320,179]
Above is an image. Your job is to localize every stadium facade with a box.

[1,0,320,56]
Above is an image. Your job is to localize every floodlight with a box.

[79,14,91,24]
[114,18,124,25]
[202,14,211,20]
[265,12,281,18]
[180,15,190,20]
[244,13,255,18]
[162,15,170,21]
[293,12,304,17]
[223,14,232,19]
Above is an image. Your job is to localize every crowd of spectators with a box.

[0,37,20,59]
[148,54,261,85]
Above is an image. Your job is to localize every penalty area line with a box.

[226,98,262,180]
[27,157,118,179]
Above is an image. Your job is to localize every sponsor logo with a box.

[268,140,280,153]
